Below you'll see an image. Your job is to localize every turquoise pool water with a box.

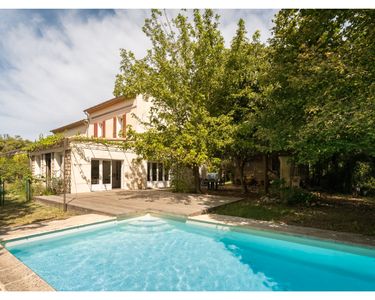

[5,215,375,291]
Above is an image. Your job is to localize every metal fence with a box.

[0,177,32,206]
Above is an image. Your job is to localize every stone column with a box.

[279,156,292,187]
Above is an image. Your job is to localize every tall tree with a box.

[0,135,31,182]
[258,9,375,191]
[215,20,271,193]
[263,9,375,162]
[114,9,233,193]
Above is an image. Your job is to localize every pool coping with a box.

[186,213,375,250]
[1,211,375,291]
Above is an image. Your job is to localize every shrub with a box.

[281,187,319,206]
[49,177,64,194]
[269,178,318,205]
[353,162,375,196]
[269,178,286,197]
[32,180,47,196]
[170,165,195,193]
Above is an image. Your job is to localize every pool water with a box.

[5,215,375,291]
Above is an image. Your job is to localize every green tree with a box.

[0,135,31,183]
[259,9,375,192]
[114,9,233,193]
[215,19,271,193]
[0,134,31,154]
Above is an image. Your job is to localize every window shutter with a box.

[94,123,98,137]
[102,120,106,138]
[113,117,117,138]
[122,114,127,137]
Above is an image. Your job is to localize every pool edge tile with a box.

[0,245,54,291]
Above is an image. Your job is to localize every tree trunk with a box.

[238,159,247,194]
[263,154,269,194]
[192,165,201,194]
[329,154,339,191]
[343,157,355,194]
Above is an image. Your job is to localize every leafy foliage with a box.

[0,134,31,153]
[353,161,375,196]
[213,19,272,191]
[0,135,32,183]
[25,133,65,152]
[115,9,234,192]
[260,9,375,163]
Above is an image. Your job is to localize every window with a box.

[117,116,122,137]
[103,160,111,184]
[158,163,163,181]
[147,162,169,182]
[152,162,157,181]
[91,160,100,184]
[97,123,102,137]
[147,162,151,181]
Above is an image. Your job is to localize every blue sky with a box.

[0,9,277,140]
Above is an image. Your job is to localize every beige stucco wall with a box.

[30,95,158,193]
[233,156,272,184]
[70,142,147,193]
[87,95,152,138]
[59,124,88,138]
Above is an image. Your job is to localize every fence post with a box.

[63,138,67,212]
[25,177,32,201]
[0,177,4,206]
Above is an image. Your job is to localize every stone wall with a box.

[64,150,71,194]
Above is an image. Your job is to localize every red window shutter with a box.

[113,117,117,138]
[94,123,98,137]
[122,114,127,137]
[102,120,106,138]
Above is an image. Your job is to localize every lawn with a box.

[211,194,375,236]
[0,198,78,230]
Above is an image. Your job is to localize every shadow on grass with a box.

[0,199,38,227]
[210,196,375,236]
[0,197,75,240]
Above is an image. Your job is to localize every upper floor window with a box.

[93,122,105,138]
[115,114,127,138]
[93,114,126,139]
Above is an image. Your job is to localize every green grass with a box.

[0,197,78,229]
[212,198,375,236]
[214,200,293,221]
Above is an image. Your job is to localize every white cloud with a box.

[0,9,275,140]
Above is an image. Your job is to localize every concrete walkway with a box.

[35,189,242,217]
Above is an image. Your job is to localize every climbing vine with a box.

[26,133,128,153]
[25,134,65,152]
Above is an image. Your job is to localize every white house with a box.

[29,95,170,193]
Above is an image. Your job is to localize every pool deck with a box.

[0,214,113,291]
[33,189,243,217]
[1,190,375,291]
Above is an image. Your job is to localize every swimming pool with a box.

[5,214,375,291]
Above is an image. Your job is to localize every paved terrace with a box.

[34,189,243,217]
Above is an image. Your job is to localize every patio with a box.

[34,189,243,217]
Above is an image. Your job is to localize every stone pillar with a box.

[64,150,71,193]
[279,156,292,187]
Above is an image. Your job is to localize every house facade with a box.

[29,95,171,194]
